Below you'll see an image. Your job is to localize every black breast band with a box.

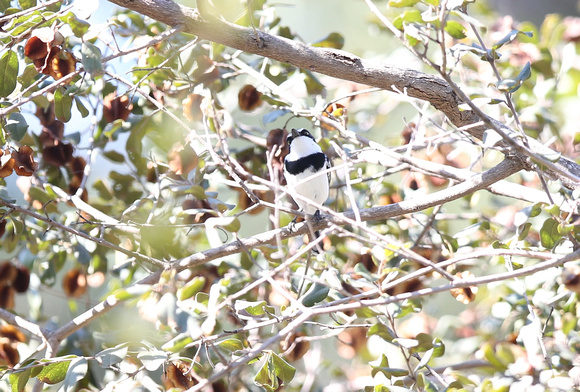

[285,152,327,175]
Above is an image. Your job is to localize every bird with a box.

[283,128,331,229]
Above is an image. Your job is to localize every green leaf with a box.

[18,0,36,9]
[179,276,206,300]
[36,359,71,384]
[540,218,560,249]
[432,337,445,357]
[481,342,507,371]
[393,9,423,30]
[103,150,125,163]
[81,42,104,77]
[517,222,532,241]
[370,354,409,379]
[234,300,275,317]
[414,333,434,352]
[5,112,28,141]
[66,12,90,37]
[0,50,18,97]
[444,20,466,39]
[388,0,419,6]
[300,282,330,307]
[270,352,296,384]
[54,88,73,122]
[95,344,128,368]
[162,333,195,352]
[254,351,296,391]
[217,338,244,352]
[367,323,396,343]
[60,357,87,392]
[311,32,344,49]
[9,368,31,392]
[74,97,89,118]
[302,69,325,95]
[416,372,438,392]
[112,284,150,301]
[0,0,11,12]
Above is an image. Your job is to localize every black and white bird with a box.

[284,128,331,226]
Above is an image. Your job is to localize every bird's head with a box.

[286,128,321,156]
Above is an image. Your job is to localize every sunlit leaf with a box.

[217,338,244,352]
[388,0,419,7]
[0,50,18,97]
[137,349,168,372]
[179,276,206,300]
[445,20,466,39]
[60,357,87,392]
[35,359,71,384]
[367,323,396,342]
[370,354,409,379]
[540,217,560,249]
[254,351,296,391]
[393,9,423,30]
[9,368,31,392]
[95,344,128,368]
[235,300,275,317]
[54,88,73,123]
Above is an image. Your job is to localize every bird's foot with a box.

[287,216,299,232]
[313,210,322,221]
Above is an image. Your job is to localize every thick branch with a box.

[107,0,580,188]
[171,158,524,272]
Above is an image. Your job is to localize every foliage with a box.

[0,0,579,391]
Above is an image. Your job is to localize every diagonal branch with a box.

[171,157,524,272]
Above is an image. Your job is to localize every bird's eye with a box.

[300,130,311,137]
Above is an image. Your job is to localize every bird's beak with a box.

[291,128,300,138]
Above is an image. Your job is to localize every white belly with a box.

[285,168,329,214]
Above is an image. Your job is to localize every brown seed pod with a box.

[238,84,262,111]
[163,361,198,389]
[0,150,15,178]
[102,93,133,123]
[281,332,310,362]
[0,341,19,367]
[13,145,38,176]
[0,262,17,286]
[182,93,204,122]
[0,324,26,343]
[42,142,74,167]
[0,285,15,309]
[13,266,30,293]
[450,271,478,304]
[62,269,87,298]
[562,266,580,294]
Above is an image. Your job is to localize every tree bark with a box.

[107,0,580,189]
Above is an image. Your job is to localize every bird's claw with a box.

[287,216,298,233]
